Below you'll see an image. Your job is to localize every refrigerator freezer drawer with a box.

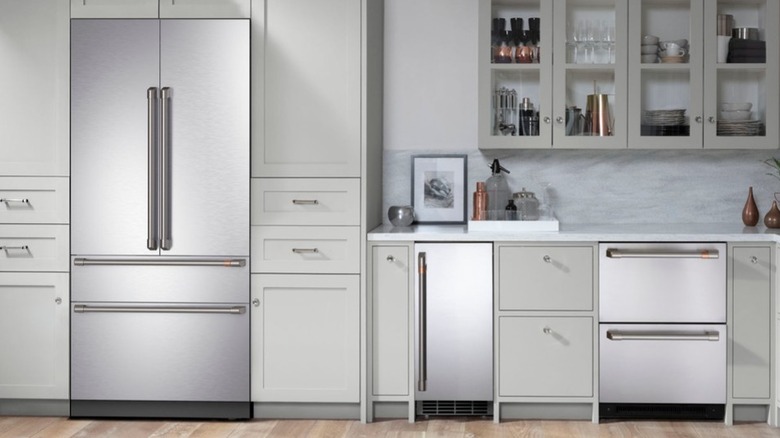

[71,257,248,303]
[599,243,726,323]
[71,302,249,402]
[599,324,726,404]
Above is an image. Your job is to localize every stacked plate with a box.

[641,108,688,136]
[717,120,764,136]
[642,109,686,125]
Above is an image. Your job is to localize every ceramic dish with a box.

[641,44,658,54]
[642,35,659,45]
[721,102,752,111]
[719,110,751,121]
[641,54,658,63]
[660,55,686,63]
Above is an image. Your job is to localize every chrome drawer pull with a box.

[606,249,719,259]
[1,245,29,251]
[292,199,319,205]
[606,330,719,342]
[74,305,246,314]
[73,258,246,267]
[292,248,319,254]
[0,198,30,204]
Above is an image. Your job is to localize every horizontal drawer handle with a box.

[292,199,319,205]
[1,245,29,251]
[606,330,719,342]
[0,198,30,204]
[292,248,319,254]
[74,305,246,314]
[73,258,246,267]
[605,249,719,259]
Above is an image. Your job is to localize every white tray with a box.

[468,218,559,232]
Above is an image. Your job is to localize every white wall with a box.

[384,0,478,150]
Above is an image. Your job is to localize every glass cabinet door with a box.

[478,0,553,149]
[704,0,778,149]
[628,0,703,149]
[552,0,627,149]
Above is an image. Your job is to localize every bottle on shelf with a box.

[485,158,511,220]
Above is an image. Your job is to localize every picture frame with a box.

[411,154,468,224]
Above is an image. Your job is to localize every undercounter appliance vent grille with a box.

[600,403,725,420]
[416,401,493,416]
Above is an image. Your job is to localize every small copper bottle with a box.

[473,182,488,220]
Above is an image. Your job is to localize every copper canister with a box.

[473,182,488,220]
[585,93,612,136]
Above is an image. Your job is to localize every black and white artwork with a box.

[412,155,467,224]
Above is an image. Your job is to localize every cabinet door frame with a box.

[251,0,362,177]
[251,274,360,403]
[70,0,159,18]
[0,273,69,399]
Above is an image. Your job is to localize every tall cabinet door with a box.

[252,0,361,177]
[160,20,250,257]
[0,0,69,176]
[71,20,160,256]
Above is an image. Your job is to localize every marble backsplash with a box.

[383,149,780,225]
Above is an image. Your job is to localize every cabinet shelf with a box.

[490,63,542,71]
[716,63,766,71]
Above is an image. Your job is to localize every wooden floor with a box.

[2,417,780,438]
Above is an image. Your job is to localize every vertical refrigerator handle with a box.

[418,251,427,392]
[146,87,159,251]
[160,87,172,251]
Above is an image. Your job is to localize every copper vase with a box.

[742,186,759,226]
[764,200,780,228]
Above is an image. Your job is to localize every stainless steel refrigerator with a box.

[414,243,493,416]
[69,19,250,419]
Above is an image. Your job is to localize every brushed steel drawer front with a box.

[0,177,69,224]
[499,245,593,311]
[251,178,360,226]
[251,226,360,274]
[0,225,69,272]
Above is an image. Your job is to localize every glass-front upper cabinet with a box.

[478,0,553,149]
[552,0,628,149]
[704,0,778,149]
[628,0,778,149]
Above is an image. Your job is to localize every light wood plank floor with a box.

[2,417,780,438]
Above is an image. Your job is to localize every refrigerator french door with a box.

[414,243,493,416]
[70,19,250,419]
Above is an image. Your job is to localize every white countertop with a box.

[368,223,780,242]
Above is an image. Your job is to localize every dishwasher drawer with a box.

[599,324,726,404]
[71,302,249,402]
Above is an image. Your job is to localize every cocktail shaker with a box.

[585,93,612,136]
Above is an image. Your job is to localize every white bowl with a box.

[641,54,658,63]
[721,102,752,111]
[719,110,751,121]
[642,35,659,45]
[641,44,657,54]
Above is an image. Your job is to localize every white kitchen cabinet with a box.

[369,244,412,398]
[70,0,250,18]
[0,178,69,225]
[731,245,772,399]
[251,178,361,226]
[494,242,598,422]
[627,0,779,149]
[498,245,594,311]
[250,274,360,403]
[0,1,69,176]
[0,273,69,399]
[251,0,361,177]
[250,226,361,274]
[499,316,593,397]
[478,0,628,149]
[0,225,69,273]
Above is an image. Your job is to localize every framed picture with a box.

[411,154,468,224]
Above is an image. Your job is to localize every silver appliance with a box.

[414,243,493,416]
[599,242,727,420]
[70,19,250,419]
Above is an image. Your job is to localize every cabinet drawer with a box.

[251,226,360,274]
[499,316,593,397]
[499,245,593,311]
[0,177,69,224]
[251,178,360,226]
[0,225,69,272]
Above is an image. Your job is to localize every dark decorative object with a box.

[764,200,780,228]
[742,186,759,226]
